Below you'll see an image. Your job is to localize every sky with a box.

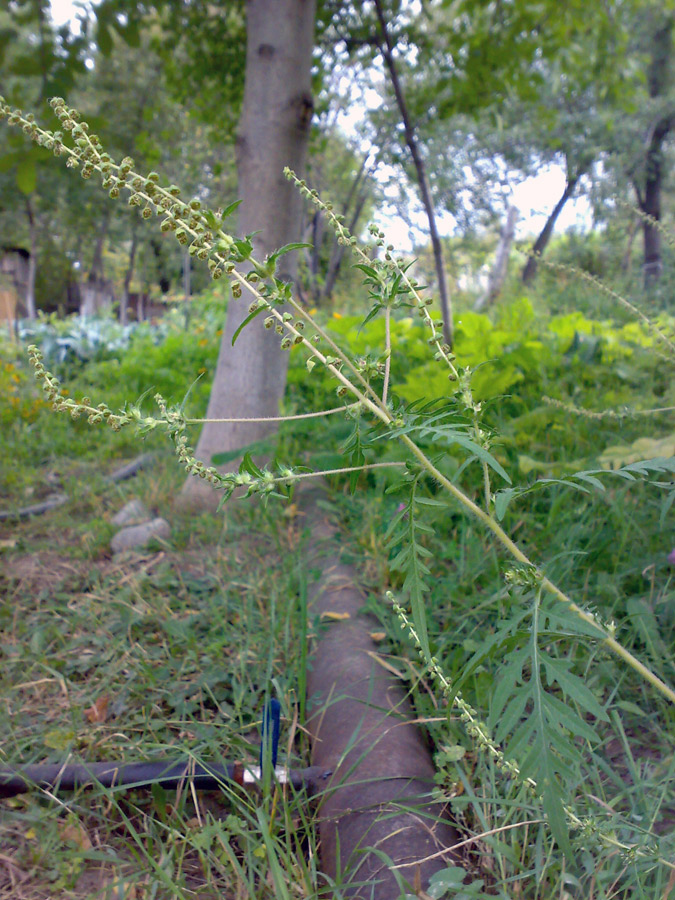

[48,0,591,250]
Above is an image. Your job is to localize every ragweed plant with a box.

[3,95,675,863]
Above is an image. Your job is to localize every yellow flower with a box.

[332,311,342,319]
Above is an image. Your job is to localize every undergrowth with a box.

[0,463,322,899]
[0,94,674,898]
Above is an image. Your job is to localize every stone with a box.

[111,499,150,527]
[111,518,170,554]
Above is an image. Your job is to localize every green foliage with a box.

[485,591,609,855]
[384,476,439,660]
[3,91,675,899]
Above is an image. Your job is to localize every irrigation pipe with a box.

[0,452,156,521]
[298,482,461,899]
[0,758,330,797]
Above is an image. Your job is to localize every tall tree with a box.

[0,1,86,316]
[179,0,316,509]
[373,0,454,347]
[632,9,674,286]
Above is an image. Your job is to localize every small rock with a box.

[111,518,170,554]
[111,499,150,527]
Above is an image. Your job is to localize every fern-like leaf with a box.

[494,455,675,520]
[487,590,609,856]
[385,478,434,659]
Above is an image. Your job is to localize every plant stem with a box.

[186,405,355,425]
[397,431,675,706]
[382,305,391,407]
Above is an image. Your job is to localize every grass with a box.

[0,446,323,899]
[1,285,674,898]
[326,463,675,897]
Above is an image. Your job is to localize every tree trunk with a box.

[640,148,666,286]
[521,173,580,285]
[309,209,325,303]
[81,213,112,317]
[475,205,518,311]
[121,220,138,326]
[179,0,316,510]
[639,16,673,289]
[321,190,368,302]
[25,198,37,319]
[373,0,453,348]
[183,248,191,329]
[621,213,639,273]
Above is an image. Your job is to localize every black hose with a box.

[0,759,331,798]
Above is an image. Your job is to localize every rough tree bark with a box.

[634,16,673,289]
[521,173,581,285]
[179,0,316,509]
[373,0,454,348]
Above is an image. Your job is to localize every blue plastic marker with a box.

[259,698,281,776]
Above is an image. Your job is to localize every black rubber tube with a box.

[0,759,330,797]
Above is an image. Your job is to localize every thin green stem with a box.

[185,404,355,425]
[382,305,391,407]
[282,462,404,483]
[543,396,675,419]
[397,431,675,706]
[538,257,675,357]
